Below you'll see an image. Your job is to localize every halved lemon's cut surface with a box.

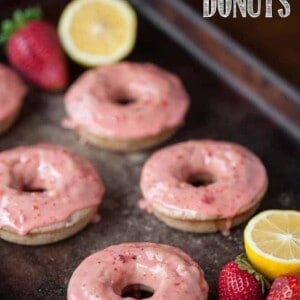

[58,0,137,66]
[244,210,300,280]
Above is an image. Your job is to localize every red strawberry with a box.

[0,7,68,91]
[267,275,300,300]
[218,254,269,300]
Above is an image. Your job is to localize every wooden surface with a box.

[0,1,299,299]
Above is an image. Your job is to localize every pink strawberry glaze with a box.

[0,144,104,235]
[64,62,190,139]
[68,243,209,300]
[140,140,267,222]
[0,64,27,123]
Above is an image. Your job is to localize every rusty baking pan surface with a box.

[0,1,299,299]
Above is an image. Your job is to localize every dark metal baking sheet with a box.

[185,0,300,89]
[0,1,299,299]
[129,0,300,143]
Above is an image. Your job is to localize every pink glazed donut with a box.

[0,64,27,135]
[0,144,105,245]
[140,140,268,235]
[68,243,209,300]
[64,62,190,151]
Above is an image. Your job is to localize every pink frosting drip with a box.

[0,64,27,122]
[140,140,267,220]
[64,62,190,139]
[68,243,209,300]
[0,144,104,235]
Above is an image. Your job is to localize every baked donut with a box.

[140,140,268,235]
[0,144,104,245]
[68,242,209,299]
[63,62,190,151]
[0,64,27,135]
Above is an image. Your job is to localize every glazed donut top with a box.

[0,144,104,235]
[140,140,267,220]
[64,62,190,139]
[68,243,209,300]
[0,64,27,121]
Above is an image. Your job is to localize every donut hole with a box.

[116,98,136,106]
[186,172,215,187]
[9,170,48,194]
[121,284,154,299]
[21,185,46,193]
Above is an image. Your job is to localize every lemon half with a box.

[244,209,300,280]
[58,0,137,67]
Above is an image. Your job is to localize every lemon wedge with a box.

[244,209,300,280]
[58,0,137,66]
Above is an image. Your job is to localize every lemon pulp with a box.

[58,0,137,66]
[244,210,300,279]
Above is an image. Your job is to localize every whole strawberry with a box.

[267,275,300,300]
[218,254,269,300]
[0,7,68,91]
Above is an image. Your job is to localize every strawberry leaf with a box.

[0,7,43,45]
[23,7,43,21]
[235,254,270,294]
[13,10,26,28]
[0,19,15,45]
